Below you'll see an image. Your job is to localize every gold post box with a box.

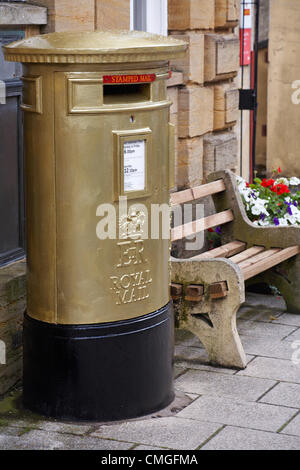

[4,31,187,421]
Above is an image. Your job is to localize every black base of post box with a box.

[22,303,174,422]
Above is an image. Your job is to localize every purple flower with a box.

[293,201,298,207]
[273,217,280,226]
[215,226,221,235]
[260,213,266,220]
[284,201,294,215]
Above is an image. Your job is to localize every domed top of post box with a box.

[3,30,187,64]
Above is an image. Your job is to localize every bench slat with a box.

[230,246,265,264]
[170,179,226,206]
[171,209,234,242]
[238,248,281,270]
[190,241,246,260]
[242,246,300,280]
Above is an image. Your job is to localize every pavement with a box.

[1,292,300,450]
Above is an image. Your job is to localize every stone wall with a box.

[168,0,240,190]
[0,261,26,395]
[29,0,130,32]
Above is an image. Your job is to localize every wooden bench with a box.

[170,169,300,369]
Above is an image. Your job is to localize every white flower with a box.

[285,214,297,225]
[279,218,289,226]
[258,219,271,226]
[251,205,262,216]
[289,177,300,186]
[275,177,289,186]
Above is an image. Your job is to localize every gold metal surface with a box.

[168,123,175,190]
[21,76,43,114]
[4,31,187,325]
[3,30,187,63]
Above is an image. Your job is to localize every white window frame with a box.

[130,0,168,36]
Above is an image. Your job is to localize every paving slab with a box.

[243,293,286,310]
[174,366,187,379]
[175,347,236,375]
[281,413,300,437]
[283,328,300,342]
[91,417,222,450]
[260,382,300,408]
[239,335,297,360]
[134,444,167,450]
[8,419,93,436]
[177,396,296,432]
[0,428,132,450]
[202,426,300,450]
[175,369,275,401]
[0,426,23,437]
[238,356,300,383]
[175,329,203,348]
[273,314,300,327]
[237,308,282,323]
[237,320,296,339]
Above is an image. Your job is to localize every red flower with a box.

[271,183,290,195]
[261,178,275,188]
[208,228,214,233]
[246,182,250,188]
[278,167,282,173]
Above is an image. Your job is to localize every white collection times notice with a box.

[123,140,145,192]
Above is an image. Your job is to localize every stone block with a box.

[204,33,239,82]
[0,2,47,25]
[31,0,95,32]
[168,0,215,30]
[215,0,239,29]
[0,261,26,395]
[168,86,179,116]
[178,85,214,138]
[214,82,239,130]
[176,137,203,189]
[170,32,204,85]
[95,0,130,30]
[203,131,238,178]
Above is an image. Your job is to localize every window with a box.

[0,31,25,266]
[130,0,168,36]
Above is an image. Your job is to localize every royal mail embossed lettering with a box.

[110,270,152,305]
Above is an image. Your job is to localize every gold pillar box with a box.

[4,31,187,326]
[4,31,187,421]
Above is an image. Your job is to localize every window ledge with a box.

[167,71,184,88]
[0,2,47,26]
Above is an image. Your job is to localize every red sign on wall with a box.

[240,2,252,66]
[240,28,252,66]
